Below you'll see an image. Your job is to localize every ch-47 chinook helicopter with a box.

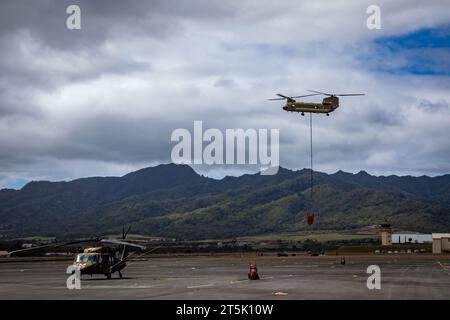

[0,227,151,279]
[269,90,364,228]
[269,90,365,116]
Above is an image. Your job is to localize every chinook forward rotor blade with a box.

[268,93,291,101]
[268,93,319,101]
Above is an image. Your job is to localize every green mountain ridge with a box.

[0,164,449,239]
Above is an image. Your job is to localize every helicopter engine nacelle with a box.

[323,96,339,108]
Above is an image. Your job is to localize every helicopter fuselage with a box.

[283,96,339,114]
[72,248,127,279]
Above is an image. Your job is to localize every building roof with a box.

[432,233,450,239]
[392,233,431,236]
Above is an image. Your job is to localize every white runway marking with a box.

[437,261,447,270]
[229,279,248,284]
[57,285,158,289]
[187,283,215,289]
[0,269,29,272]
[437,261,450,276]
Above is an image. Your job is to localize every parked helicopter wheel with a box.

[105,272,112,279]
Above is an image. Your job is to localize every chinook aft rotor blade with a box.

[308,90,365,97]
[332,93,365,96]
[291,93,321,98]
[307,90,331,96]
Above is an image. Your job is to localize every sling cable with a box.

[270,91,365,226]
[306,113,315,226]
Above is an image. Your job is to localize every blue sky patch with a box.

[360,24,450,76]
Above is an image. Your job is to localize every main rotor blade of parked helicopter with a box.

[101,239,146,250]
[3,238,100,257]
[114,245,163,266]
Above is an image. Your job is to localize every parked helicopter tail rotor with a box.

[307,90,364,97]
[122,225,131,239]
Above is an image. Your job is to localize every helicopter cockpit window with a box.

[76,254,98,262]
[76,254,87,262]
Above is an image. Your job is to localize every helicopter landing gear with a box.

[105,272,112,279]
[301,112,305,116]
[118,271,123,279]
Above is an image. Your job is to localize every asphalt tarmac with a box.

[1,254,450,299]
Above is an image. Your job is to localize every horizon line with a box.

[2,162,449,191]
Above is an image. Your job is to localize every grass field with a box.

[237,232,377,242]
[11,236,56,242]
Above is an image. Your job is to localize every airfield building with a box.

[432,233,450,254]
[391,234,432,244]
[380,223,392,246]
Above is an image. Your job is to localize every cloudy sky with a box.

[0,0,449,188]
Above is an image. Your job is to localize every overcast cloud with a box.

[0,0,449,188]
